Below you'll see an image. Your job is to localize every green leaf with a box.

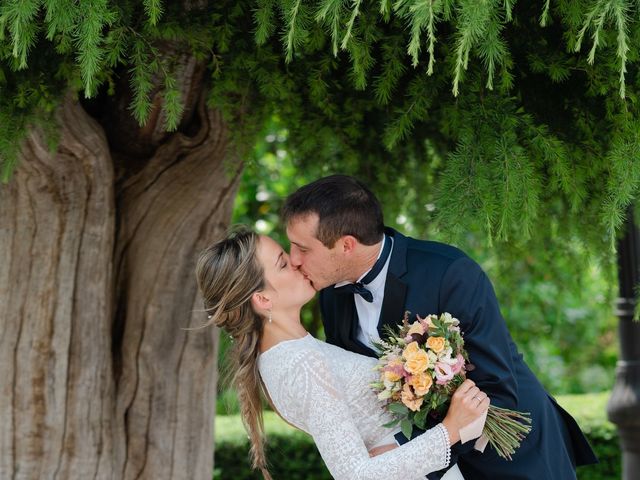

[400,418,413,439]
[414,407,429,430]
[382,418,401,429]
[388,402,409,415]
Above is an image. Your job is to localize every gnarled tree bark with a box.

[1,78,240,478]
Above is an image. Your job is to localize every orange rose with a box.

[426,336,446,354]
[403,341,420,356]
[403,341,430,374]
[407,321,425,336]
[408,371,433,396]
[401,383,424,412]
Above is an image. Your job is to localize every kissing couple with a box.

[197,175,597,479]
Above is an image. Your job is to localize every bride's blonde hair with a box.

[195,227,272,479]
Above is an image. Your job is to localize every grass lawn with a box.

[215,390,614,442]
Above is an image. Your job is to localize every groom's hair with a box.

[282,174,384,247]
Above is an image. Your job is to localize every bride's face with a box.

[256,235,316,309]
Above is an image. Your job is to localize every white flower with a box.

[427,350,438,366]
[383,378,398,390]
[438,346,453,362]
[378,389,393,400]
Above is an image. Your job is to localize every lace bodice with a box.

[258,334,451,480]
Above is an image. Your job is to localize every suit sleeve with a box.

[439,256,518,409]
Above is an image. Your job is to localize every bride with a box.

[196,228,489,480]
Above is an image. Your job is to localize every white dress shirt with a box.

[335,235,394,350]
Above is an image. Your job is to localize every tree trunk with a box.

[0,90,240,479]
[1,96,118,479]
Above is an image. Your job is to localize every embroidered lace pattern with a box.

[258,335,451,480]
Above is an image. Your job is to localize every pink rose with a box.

[435,362,454,385]
[383,361,406,382]
[451,353,466,375]
[417,314,436,331]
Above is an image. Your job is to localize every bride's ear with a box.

[251,291,272,313]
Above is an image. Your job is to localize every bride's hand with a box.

[368,443,398,457]
[442,379,490,444]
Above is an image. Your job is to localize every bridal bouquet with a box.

[371,312,532,460]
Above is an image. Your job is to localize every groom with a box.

[282,175,597,479]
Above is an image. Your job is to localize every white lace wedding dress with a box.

[258,334,465,480]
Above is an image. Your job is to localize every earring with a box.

[268,309,272,323]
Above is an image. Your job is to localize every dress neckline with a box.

[258,333,313,357]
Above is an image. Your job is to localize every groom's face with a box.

[286,214,346,290]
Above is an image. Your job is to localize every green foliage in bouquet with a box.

[372,312,531,460]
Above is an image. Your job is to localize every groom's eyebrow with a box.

[275,251,283,266]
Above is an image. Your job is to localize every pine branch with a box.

[574,0,632,98]
[104,26,129,68]
[494,137,540,240]
[43,0,78,41]
[478,13,508,91]
[540,0,551,27]
[345,34,374,90]
[255,0,278,45]
[424,0,437,74]
[75,0,117,98]
[383,76,431,148]
[452,1,491,96]
[601,124,640,246]
[316,0,344,56]
[162,71,184,131]
[341,0,363,50]
[1,0,40,70]
[434,135,486,241]
[128,37,156,125]
[283,0,303,62]
[397,0,439,72]
[373,40,406,104]
[503,0,514,21]
[379,0,392,20]
[612,0,630,98]
[144,0,164,26]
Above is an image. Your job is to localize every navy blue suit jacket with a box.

[319,228,597,479]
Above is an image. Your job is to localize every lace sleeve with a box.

[281,348,451,480]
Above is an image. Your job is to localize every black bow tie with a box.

[334,234,392,303]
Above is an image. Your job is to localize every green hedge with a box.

[214,392,620,479]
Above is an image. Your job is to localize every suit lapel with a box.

[334,290,354,347]
[333,289,376,357]
[378,272,408,338]
[378,227,409,338]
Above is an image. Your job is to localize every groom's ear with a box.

[340,235,358,254]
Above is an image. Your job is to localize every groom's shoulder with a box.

[394,229,469,264]
[407,237,467,260]
[401,236,482,284]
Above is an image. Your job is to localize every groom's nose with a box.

[289,247,302,268]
